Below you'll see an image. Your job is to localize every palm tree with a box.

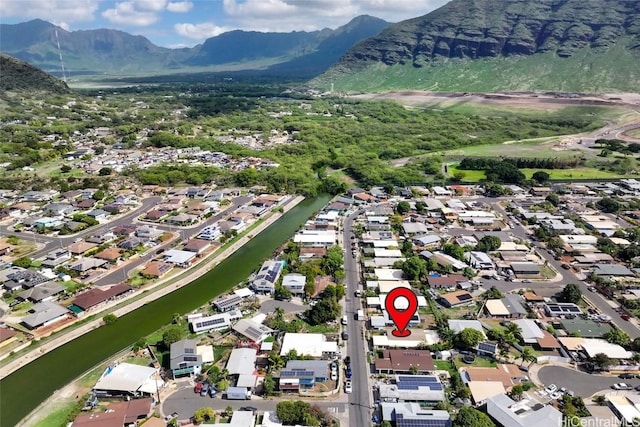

[504,322,522,343]
[519,346,535,367]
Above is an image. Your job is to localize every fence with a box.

[536,355,571,364]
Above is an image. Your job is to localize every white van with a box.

[341,315,348,325]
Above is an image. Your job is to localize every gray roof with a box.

[18,282,65,302]
[593,263,635,276]
[169,339,202,370]
[21,301,68,329]
[502,294,527,315]
[225,348,258,375]
[381,402,451,426]
[282,360,329,380]
[232,318,273,343]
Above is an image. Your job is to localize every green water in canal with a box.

[0,195,331,426]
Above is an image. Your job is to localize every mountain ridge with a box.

[0,16,390,76]
[319,0,640,92]
[0,54,69,94]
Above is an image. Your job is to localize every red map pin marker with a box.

[385,287,418,337]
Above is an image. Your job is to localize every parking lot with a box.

[537,365,640,398]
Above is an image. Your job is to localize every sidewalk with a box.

[0,195,305,380]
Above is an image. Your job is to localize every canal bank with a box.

[1,194,331,427]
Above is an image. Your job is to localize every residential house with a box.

[112,224,137,237]
[71,284,133,311]
[198,225,221,241]
[67,241,98,255]
[135,225,163,240]
[21,301,69,329]
[375,350,435,374]
[233,318,273,344]
[462,364,527,389]
[118,237,143,250]
[465,251,495,270]
[381,403,451,427]
[41,248,71,268]
[189,311,241,333]
[510,262,542,276]
[183,239,211,255]
[250,260,285,294]
[145,209,170,221]
[439,290,475,308]
[378,375,446,403]
[280,333,339,359]
[94,247,122,263]
[170,339,203,377]
[3,270,50,291]
[163,249,196,267]
[487,394,562,427]
[166,213,197,226]
[212,294,243,312]
[86,209,109,221]
[141,261,173,278]
[484,295,527,318]
[427,274,468,289]
[281,273,306,295]
[43,203,76,217]
[70,258,108,273]
[279,359,330,392]
[17,282,65,303]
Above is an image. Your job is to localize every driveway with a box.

[259,299,306,315]
[537,365,640,397]
[161,382,347,421]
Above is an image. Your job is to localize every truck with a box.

[356,309,364,321]
[225,387,252,400]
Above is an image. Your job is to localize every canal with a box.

[0,195,331,426]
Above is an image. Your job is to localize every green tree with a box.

[593,352,611,370]
[60,164,72,173]
[401,256,428,281]
[224,406,233,416]
[603,328,630,347]
[103,313,118,325]
[509,384,524,401]
[276,400,313,426]
[452,406,494,427]
[476,235,501,252]
[274,284,292,301]
[454,328,485,350]
[545,193,560,207]
[561,283,582,304]
[443,243,465,260]
[98,167,113,176]
[193,407,215,424]
[216,379,230,391]
[463,266,476,279]
[162,326,183,348]
[519,346,535,367]
[322,245,344,280]
[396,201,411,215]
[532,171,550,183]
[263,373,276,396]
[13,256,32,268]
[92,189,105,200]
[593,395,607,406]
[483,287,504,300]
[6,235,20,245]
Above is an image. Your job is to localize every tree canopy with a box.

[561,283,582,304]
[452,406,495,427]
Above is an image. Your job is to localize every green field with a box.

[440,141,585,159]
[448,164,630,182]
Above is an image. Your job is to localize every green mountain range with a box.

[317,0,640,93]
[0,16,389,77]
[0,54,68,94]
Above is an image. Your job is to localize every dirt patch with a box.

[350,91,640,111]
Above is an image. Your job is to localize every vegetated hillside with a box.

[0,54,69,94]
[1,16,389,77]
[318,0,640,92]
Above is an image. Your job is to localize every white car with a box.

[545,384,558,393]
[612,383,633,390]
[345,380,352,394]
[331,371,338,381]
[549,392,562,400]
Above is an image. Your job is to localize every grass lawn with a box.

[304,323,340,333]
[32,400,78,427]
[125,356,152,366]
[539,265,557,279]
[448,164,630,183]
[483,320,506,332]
[434,360,456,376]
[214,346,233,364]
[454,355,497,368]
[440,141,585,160]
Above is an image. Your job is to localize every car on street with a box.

[342,331,349,340]
[545,384,558,393]
[344,356,351,366]
[344,380,352,394]
[549,392,562,400]
[331,370,338,381]
[612,383,633,390]
[619,373,634,379]
[346,367,352,379]
[635,385,640,392]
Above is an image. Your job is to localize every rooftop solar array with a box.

[396,414,452,427]
[281,370,314,378]
[477,342,497,353]
[546,303,582,314]
[397,376,443,391]
[457,294,472,301]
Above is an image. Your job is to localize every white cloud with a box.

[102,2,162,26]
[166,1,193,12]
[220,0,449,33]
[0,0,99,23]
[174,22,230,40]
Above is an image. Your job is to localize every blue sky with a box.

[1,0,449,47]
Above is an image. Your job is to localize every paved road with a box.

[161,383,348,421]
[342,208,372,427]
[537,365,638,398]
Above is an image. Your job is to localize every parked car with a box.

[619,373,634,379]
[342,332,349,341]
[344,356,351,366]
[346,367,352,379]
[621,314,631,321]
[545,384,558,393]
[612,383,633,390]
[200,382,210,396]
[344,380,352,394]
[208,386,217,398]
[194,382,203,394]
[634,385,640,392]
[331,371,338,381]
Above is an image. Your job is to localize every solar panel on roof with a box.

[457,294,472,301]
[477,342,497,353]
